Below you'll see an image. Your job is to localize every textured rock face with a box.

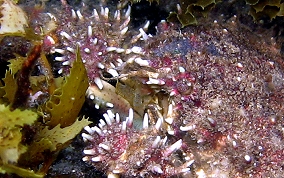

[51,2,284,177]
[1,0,283,177]
[155,18,284,177]
[80,11,284,177]
[110,15,284,177]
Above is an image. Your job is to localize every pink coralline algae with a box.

[25,1,284,177]
[84,13,284,177]
[46,2,150,90]
[138,17,284,177]
[82,108,194,177]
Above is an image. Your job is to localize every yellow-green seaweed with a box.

[1,70,17,104]
[7,55,26,74]
[42,47,89,128]
[0,164,44,178]
[0,104,38,163]
[21,117,91,164]
[167,0,221,27]
[246,0,284,20]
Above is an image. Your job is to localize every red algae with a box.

[82,109,192,177]
[79,8,284,178]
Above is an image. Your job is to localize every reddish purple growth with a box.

[82,109,194,177]
[40,4,149,89]
[116,16,284,177]
[28,2,284,177]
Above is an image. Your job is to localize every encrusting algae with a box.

[0,0,284,177]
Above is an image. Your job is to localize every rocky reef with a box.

[0,0,284,178]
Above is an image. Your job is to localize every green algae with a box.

[0,104,38,163]
[246,0,284,21]
[0,44,90,176]
[167,0,221,27]
[41,47,89,128]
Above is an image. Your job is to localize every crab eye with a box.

[176,79,193,95]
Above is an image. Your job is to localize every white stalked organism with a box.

[82,108,194,177]
[48,3,151,89]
